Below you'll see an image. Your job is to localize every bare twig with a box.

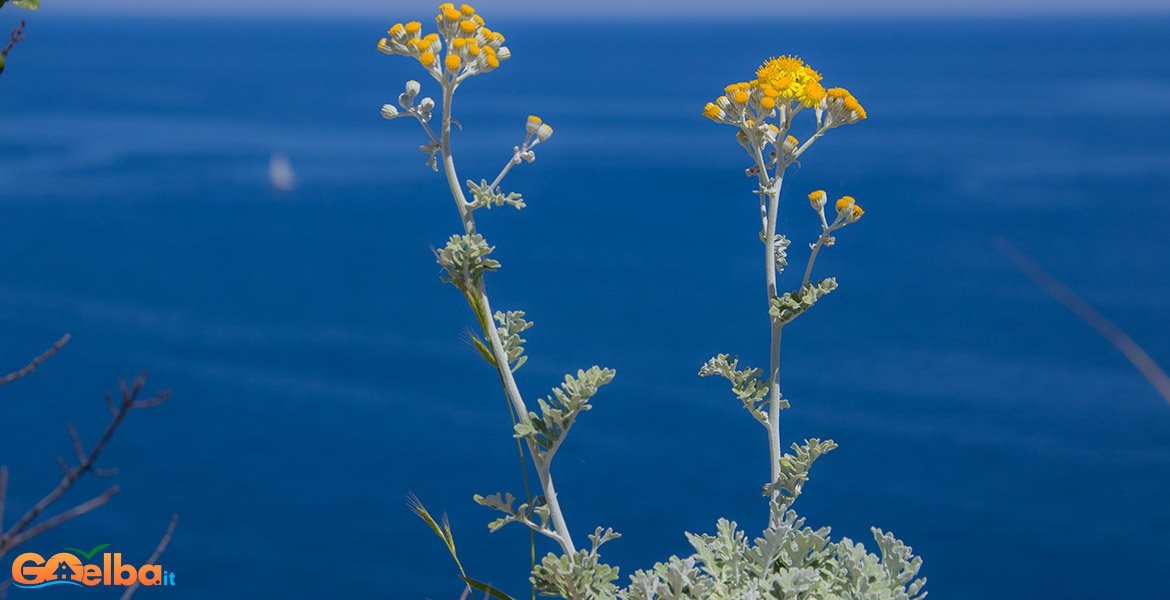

[67,422,85,462]
[992,236,1170,406]
[1,20,24,60]
[0,486,119,551]
[0,371,171,560]
[0,334,70,389]
[120,514,178,600]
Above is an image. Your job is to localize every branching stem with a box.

[439,81,578,557]
[751,142,785,504]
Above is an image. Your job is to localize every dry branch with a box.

[120,514,179,600]
[1,20,24,60]
[993,236,1170,406]
[0,334,70,389]
[0,371,171,562]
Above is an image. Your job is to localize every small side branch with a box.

[120,514,179,600]
[0,334,70,389]
[0,486,119,552]
[1,20,25,61]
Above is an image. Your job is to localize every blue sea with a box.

[1,12,1169,600]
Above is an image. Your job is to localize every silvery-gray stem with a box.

[439,83,578,557]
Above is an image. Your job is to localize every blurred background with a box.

[1,1,1168,598]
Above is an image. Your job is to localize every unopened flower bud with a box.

[381,104,399,119]
[405,80,420,100]
[419,97,435,112]
[522,150,535,163]
[526,115,542,136]
[497,46,510,61]
[808,190,826,211]
[536,123,553,142]
[783,135,799,155]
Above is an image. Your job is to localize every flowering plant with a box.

[378,5,927,599]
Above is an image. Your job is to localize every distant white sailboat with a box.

[269,152,297,191]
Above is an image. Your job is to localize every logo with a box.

[10,545,176,589]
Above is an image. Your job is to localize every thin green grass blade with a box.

[460,576,518,600]
[407,494,466,577]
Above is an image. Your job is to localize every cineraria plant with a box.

[378,5,927,600]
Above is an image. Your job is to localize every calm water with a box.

[1,14,1169,600]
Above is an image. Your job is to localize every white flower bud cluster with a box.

[383,80,434,123]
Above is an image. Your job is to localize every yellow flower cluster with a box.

[702,55,866,141]
[809,190,864,221]
[834,194,865,220]
[377,4,510,78]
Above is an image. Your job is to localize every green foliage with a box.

[764,439,838,502]
[533,528,623,600]
[513,366,616,456]
[437,233,501,292]
[698,354,787,426]
[768,278,838,325]
[464,576,521,600]
[495,310,532,372]
[408,494,467,578]
[2,0,40,10]
[469,179,525,210]
[474,491,549,536]
[619,494,925,600]
[759,232,792,275]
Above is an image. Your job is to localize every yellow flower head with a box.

[443,7,462,21]
[851,204,865,219]
[836,196,855,213]
[459,19,477,33]
[445,54,462,70]
[802,80,827,106]
[419,51,436,66]
[843,95,867,120]
[702,102,723,120]
[733,90,750,104]
[404,21,422,34]
[787,135,799,146]
[461,3,475,14]
[389,23,406,36]
[756,55,805,80]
